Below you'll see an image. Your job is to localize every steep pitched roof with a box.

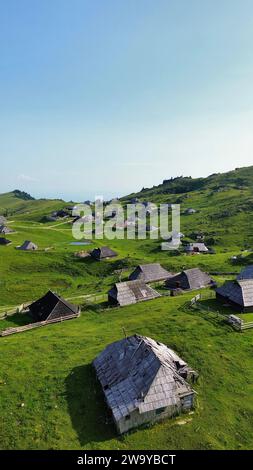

[28,290,79,321]
[129,263,172,283]
[0,237,12,245]
[17,240,38,251]
[108,280,160,306]
[0,225,14,234]
[90,246,118,260]
[166,268,213,290]
[93,335,195,422]
[185,243,209,253]
[216,279,253,308]
[237,266,253,281]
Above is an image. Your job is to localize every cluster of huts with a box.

[108,264,214,307]
[0,221,15,246]
[0,217,38,251]
[2,205,253,435]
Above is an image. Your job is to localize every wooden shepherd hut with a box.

[0,237,12,246]
[108,280,160,307]
[185,243,209,254]
[93,334,197,434]
[165,268,214,291]
[17,240,38,251]
[90,246,118,260]
[129,263,172,283]
[28,290,80,322]
[216,279,253,313]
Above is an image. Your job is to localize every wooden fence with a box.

[0,312,80,337]
[226,315,253,332]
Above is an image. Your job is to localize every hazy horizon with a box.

[1,1,253,200]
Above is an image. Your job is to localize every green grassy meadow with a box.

[1,167,253,450]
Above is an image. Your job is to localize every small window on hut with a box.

[155,407,166,415]
[104,384,109,390]
[125,414,130,421]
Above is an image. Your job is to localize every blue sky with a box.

[1,0,253,200]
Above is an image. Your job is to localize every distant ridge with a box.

[12,190,35,201]
[121,165,253,201]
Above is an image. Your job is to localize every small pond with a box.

[69,241,92,246]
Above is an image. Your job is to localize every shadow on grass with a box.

[65,364,116,446]
[0,312,31,327]
[188,299,230,328]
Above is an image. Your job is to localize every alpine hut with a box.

[237,266,253,281]
[216,279,253,313]
[0,225,14,235]
[28,290,80,322]
[129,263,172,283]
[0,237,12,246]
[165,268,214,291]
[0,216,7,225]
[184,208,196,215]
[90,246,117,260]
[108,280,160,307]
[17,240,38,251]
[93,334,197,434]
[185,243,209,254]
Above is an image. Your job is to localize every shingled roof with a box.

[28,290,80,321]
[108,280,160,306]
[216,279,253,311]
[129,263,172,283]
[93,335,195,431]
[237,266,253,280]
[166,268,213,291]
[185,243,209,253]
[0,237,12,245]
[17,240,38,251]
[90,246,118,260]
[0,225,14,234]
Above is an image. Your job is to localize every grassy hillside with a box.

[1,292,253,450]
[1,165,253,450]
[0,190,66,221]
[121,166,253,251]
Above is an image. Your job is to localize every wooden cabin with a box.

[165,268,214,291]
[93,334,197,434]
[90,246,118,260]
[216,280,253,313]
[108,280,160,307]
[0,237,12,246]
[185,243,209,254]
[129,263,172,283]
[28,290,80,322]
[17,240,38,251]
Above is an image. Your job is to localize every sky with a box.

[1,0,253,201]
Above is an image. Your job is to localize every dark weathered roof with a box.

[166,268,213,290]
[93,335,195,422]
[0,237,12,245]
[185,243,209,253]
[28,290,79,321]
[91,246,118,259]
[109,280,160,306]
[129,263,172,283]
[237,266,253,281]
[17,240,38,251]
[0,225,14,234]
[216,280,253,308]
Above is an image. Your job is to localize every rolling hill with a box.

[1,165,253,450]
